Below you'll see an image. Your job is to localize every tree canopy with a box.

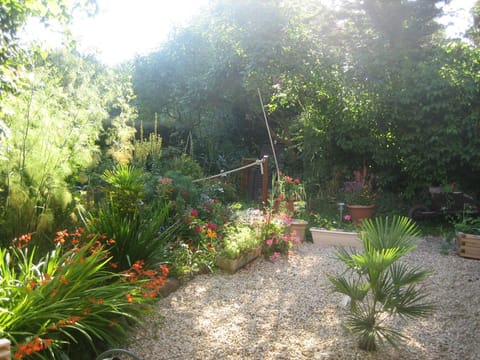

[131,0,479,200]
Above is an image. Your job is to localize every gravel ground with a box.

[129,238,480,359]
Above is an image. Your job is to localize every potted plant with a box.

[216,221,263,273]
[343,165,376,225]
[272,173,306,214]
[309,212,362,248]
[453,211,480,259]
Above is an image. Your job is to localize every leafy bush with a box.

[219,223,262,259]
[1,231,154,359]
[86,202,178,272]
[101,164,146,218]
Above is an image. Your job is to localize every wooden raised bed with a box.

[310,228,362,248]
[456,232,480,260]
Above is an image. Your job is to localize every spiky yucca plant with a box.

[327,216,433,351]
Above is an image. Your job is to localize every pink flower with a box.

[344,214,352,221]
[266,239,273,246]
[269,252,281,262]
[294,178,300,185]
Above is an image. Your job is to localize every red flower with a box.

[190,209,198,217]
[206,222,218,231]
[294,178,300,185]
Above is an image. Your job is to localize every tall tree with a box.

[0,50,137,241]
[0,0,97,98]
[468,0,480,46]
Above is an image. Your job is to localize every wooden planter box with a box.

[456,232,480,259]
[216,248,260,273]
[310,228,362,248]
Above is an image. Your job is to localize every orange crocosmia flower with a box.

[106,238,116,245]
[126,293,134,303]
[132,260,144,273]
[54,229,68,244]
[68,315,82,325]
[60,275,69,285]
[207,229,217,239]
[159,264,169,276]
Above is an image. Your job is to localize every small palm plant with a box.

[327,216,433,351]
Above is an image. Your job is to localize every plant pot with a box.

[347,205,375,225]
[456,232,480,260]
[216,248,260,273]
[310,227,362,248]
[0,338,10,360]
[290,219,308,242]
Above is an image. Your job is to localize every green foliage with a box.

[0,50,135,242]
[451,206,480,235]
[1,232,151,359]
[86,202,178,272]
[101,164,146,217]
[327,216,433,351]
[219,222,262,260]
[132,117,162,172]
[0,0,97,96]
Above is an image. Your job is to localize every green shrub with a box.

[219,223,262,259]
[101,164,146,218]
[86,202,178,272]
[1,231,152,359]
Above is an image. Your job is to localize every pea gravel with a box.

[128,237,480,359]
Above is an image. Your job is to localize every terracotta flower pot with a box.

[347,205,375,225]
[290,219,308,242]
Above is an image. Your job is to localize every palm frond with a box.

[388,262,432,287]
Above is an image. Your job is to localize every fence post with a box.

[0,339,10,360]
[262,155,269,206]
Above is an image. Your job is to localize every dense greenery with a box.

[1,231,156,359]
[1,0,479,357]
[0,50,137,243]
[132,0,480,205]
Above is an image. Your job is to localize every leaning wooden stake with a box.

[262,155,269,205]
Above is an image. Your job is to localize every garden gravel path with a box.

[129,238,480,359]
